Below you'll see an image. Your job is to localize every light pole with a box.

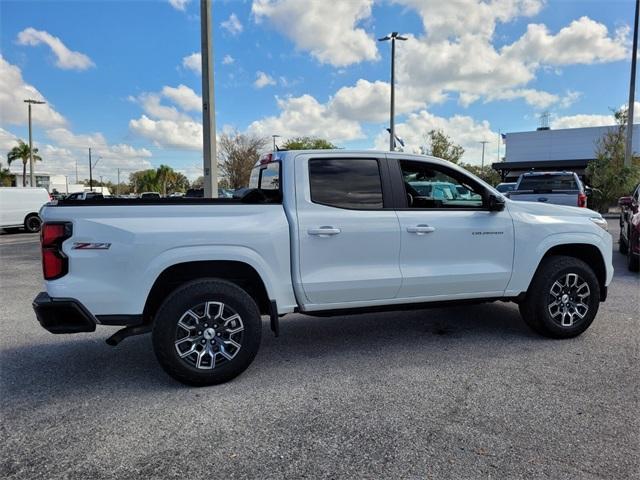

[24,99,46,187]
[272,134,281,151]
[200,0,218,198]
[479,140,489,169]
[379,32,407,151]
[625,0,639,167]
[88,150,102,191]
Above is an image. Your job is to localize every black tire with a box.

[24,214,42,233]
[152,279,262,386]
[519,255,600,339]
[628,252,639,272]
[619,230,628,254]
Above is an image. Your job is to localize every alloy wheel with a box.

[174,301,244,370]
[547,273,590,327]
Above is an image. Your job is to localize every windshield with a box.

[518,174,578,191]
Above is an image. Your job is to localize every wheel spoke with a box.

[205,301,223,320]
[175,301,243,370]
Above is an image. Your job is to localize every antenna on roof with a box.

[537,111,550,131]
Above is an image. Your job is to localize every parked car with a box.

[140,192,161,199]
[0,187,50,233]
[185,188,234,198]
[508,171,588,208]
[33,151,612,386]
[618,184,640,272]
[496,182,516,193]
[65,191,104,201]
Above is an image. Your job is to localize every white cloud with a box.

[330,79,424,123]
[222,54,235,65]
[129,85,203,150]
[0,55,67,128]
[252,0,378,67]
[129,115,202,151]
[374,110,498,165]
[16,28,95,71]
[221,13,243,36]
[182,52,201,74]
[161,85,202,112]
[248,94,363,142]
[503,16,629,66]
[0,127,19,153]
[551,102,640,129]
[390,8,628,111]
[254,71,276,88]
[168,0,190,11]
[394,0,545,41]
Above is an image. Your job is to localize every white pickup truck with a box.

[34,151,613,386]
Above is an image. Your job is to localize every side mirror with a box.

[585,186,593,197]
[487,193,505,212]
[618,196,633,207]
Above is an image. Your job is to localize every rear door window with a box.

[309,159,383,209]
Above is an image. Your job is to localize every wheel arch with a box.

[538,243,607,300]
[143,260,271,324]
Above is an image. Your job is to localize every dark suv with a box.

[618,183,640,272]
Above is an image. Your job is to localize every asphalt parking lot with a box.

[1,219,638,479]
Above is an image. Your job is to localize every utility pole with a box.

[24,99,45,187]
[625,0,639,167]
[89,148,93,191]
[200,0,218,198]
[272,134,280,151]
[75,158,78,183]
[117,168,120,196]
[379,32,407,151]
[479,140,489,169]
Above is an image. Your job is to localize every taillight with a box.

[41,222,72,280]
[578,193,587,208]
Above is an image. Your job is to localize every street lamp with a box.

[24,99,46,187]
[479,140,489,169]
[378,32,407,151]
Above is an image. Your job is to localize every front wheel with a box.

[152,279,262,386]
[519,255,600,339]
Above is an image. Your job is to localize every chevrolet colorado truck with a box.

[33,151,613,386]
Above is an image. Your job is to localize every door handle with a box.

[308,226,341,236]
[407,224,435,235]
[538,197,548,202]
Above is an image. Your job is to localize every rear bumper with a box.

[33,292,97,334]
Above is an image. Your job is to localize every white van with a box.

[0,187,50,233]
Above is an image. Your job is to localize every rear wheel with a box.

[519,255,600,339]
[24,214,41,233]
[152,279,262,386]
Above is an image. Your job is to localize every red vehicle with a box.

[618,184,640,272]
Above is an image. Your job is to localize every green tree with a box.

[281,136,336,150]
[128,165,189,195]
[7,140,42,186]
[461,163,501,186]
[421,130,464,164]
[218,131,269,189]
[587,108,640,213]
[0,162,14,187]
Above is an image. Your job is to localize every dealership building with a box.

[493,124,639,182]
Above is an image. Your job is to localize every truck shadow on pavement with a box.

[1,302,539,406]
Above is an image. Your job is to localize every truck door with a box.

[391,158,514,299]
[295,154,402,306]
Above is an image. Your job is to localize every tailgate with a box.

[508,192,578,206]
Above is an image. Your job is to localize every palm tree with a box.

[7,140,42,187]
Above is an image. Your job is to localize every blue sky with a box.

[0,0,635,182]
